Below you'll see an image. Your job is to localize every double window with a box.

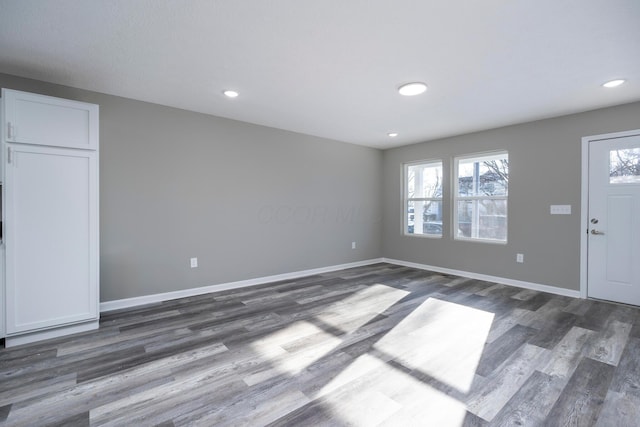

[403,152,509,243]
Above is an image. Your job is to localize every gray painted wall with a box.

[0,73,382,302]
[382,101,640,291]
[2,72,639,300]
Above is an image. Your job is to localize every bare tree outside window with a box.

[456,153,508,242]
[610,148,640,183]
[405,161,443,236]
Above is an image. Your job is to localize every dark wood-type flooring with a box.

[1,263,640,426]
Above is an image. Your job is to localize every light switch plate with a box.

[550,205,571,215]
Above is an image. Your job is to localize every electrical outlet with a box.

[352,241,356,249]
[516,253,524,263]
[190,257,198,268]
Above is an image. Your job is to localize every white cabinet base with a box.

[4,320,98,348]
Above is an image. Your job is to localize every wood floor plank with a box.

[545,357,615,426]
[511,288,539,301]
[266,394,350,426]
[539,326,595,379]
[490,370,566,426]
[485,308,531,344]
[90,367,246,426]
[474,283,503,297]
[563,298,593,316]
[184,377,309,427]
[475,324,539,377]
[529,311,579,350]
[467,343,550,422]
[583,319,632,366]
[0,404,11,422]
[461,412,489,427]
[574,301,617,331]
[595,390,640,427]
[0,344,148,394]
[76,336,226,383]
[0,372,77,407]
[0,347,58,369]
[48,411,90,427]
[608,337,640,397]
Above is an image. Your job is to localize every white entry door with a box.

[587,132,640,305]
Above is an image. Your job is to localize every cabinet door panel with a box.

[3,89,98,150]
[5,144,98,333]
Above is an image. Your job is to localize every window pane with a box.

[458,155,508,196]
[610,148,640,184]
[457,199,507,241]
[408,162,443,199]
[407,200,443,236]
[456,200,473,238]
[407,200,416,234]
[407,167,415,197]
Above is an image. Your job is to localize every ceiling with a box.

[1,1,639,149]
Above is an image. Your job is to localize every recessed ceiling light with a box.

[602,79,625,88]
[388,132,398,137]
[398,82,428,96]
[223,90,239,98]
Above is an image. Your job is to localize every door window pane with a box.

[610,148,640,183]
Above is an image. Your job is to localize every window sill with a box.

[403,233,443,239]
[453,237,508,245]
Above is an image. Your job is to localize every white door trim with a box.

[580,128,640,299]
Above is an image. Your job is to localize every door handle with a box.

[590,229,605,235]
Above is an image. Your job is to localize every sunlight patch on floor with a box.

[314,283,409,334]
[321,352,468,426]
[248,321,342,378]
[247,284,407,381]
[374,297,494,394]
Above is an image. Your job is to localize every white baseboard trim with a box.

[383,258,582,299]
[100,256,581,313]
[100,258,385,313]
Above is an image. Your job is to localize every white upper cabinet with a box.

[2,89,98,150]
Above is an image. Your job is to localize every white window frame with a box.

[453,151,508,244]
[403,159,443,238]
